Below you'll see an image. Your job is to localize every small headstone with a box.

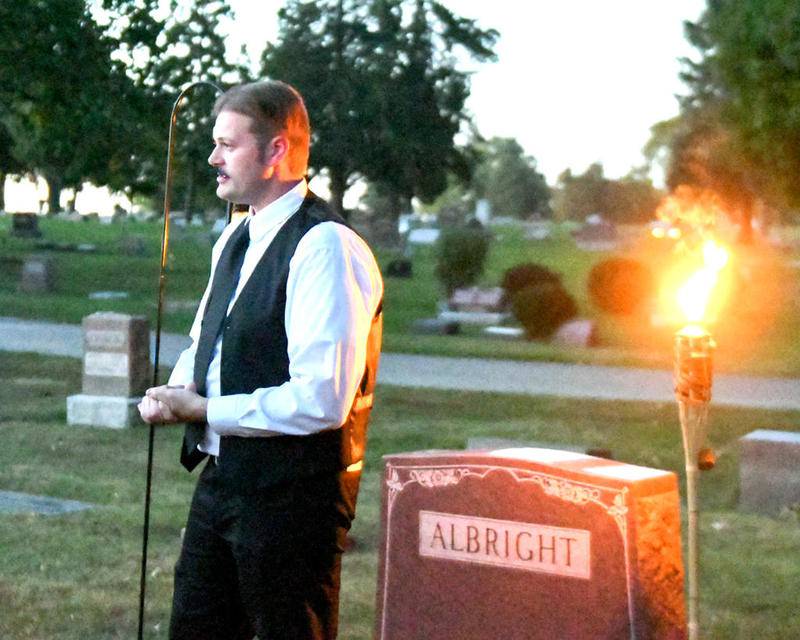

[385,258,412,279]
[10,213,42,238]
[119,234,146,256]
[211,217,228,238]
[466,437,583,454]
[67,312,151,428]
[449,287,505,313]
[0,490,94,516]
[573,215,618,251]
[525,221,552,241]
[376,449,685,639]
[475,199,491,226]
[552,318,597,348]
[18,255,55,293]
[482,326,524,340]
[407,228,440,245]
[410,318,460,336]
[739,430,800,517]
[88,291,129,300]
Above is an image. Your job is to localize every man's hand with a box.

[137,382,208,424]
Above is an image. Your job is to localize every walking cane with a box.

[138,81,232,639]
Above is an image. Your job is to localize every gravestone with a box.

[552,318,597,348]
[410,317,460,336]
[0,490,94,516]
[19,255,55,293]
[376,449,685,640]
[449,286,505,312]
[10,212,42,238]
[67,312,151,428]
[572,214,618,252]
[739,430,800,516]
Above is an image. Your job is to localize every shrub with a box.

[501,262,562,299]
[511,282,578,339]
[434,226,491,296]
[588,257,654,315]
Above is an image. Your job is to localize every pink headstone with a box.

[376,449,686,639]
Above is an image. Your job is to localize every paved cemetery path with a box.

[1,316,799,411]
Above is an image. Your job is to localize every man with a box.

[138,80,383,640]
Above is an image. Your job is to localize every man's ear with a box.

[264,134,289,168]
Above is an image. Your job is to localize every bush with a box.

[434,226,491,296]
[501,262,562,299]
[511,283,578,339]
[588,257,654,315]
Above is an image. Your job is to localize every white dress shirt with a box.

[168,179,383,457]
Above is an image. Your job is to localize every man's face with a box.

[208,110,272,208]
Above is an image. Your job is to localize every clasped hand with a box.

[138,382,208,424]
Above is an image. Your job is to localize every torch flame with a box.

[676,239,729,326]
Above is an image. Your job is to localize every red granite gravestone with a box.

[376,449,686,640]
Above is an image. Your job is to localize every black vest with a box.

[184,192,382,488]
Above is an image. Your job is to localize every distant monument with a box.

[739,430,800,516]
[19,255,55,293]
[572,214,618,251]
[376,448,686,639]
[10,212,42,238]
[67,312,151,429]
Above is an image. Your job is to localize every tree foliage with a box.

[674,0,800,231]
[0,0,242,215]
[473,137,551,219]
[553,163,661,224]
[262,0,497,219]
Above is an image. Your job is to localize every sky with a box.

[228,0,707,186]
[4,0,708,213]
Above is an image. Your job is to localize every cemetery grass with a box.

[1,352,799,639]
[1,216,800,376]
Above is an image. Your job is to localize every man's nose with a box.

[208,147,221,166]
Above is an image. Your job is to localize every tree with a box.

[262,1,372,219]
[0,0,241,215]
[144,0,246,217]
[262,0,497,220]
[678,0,800,230]
[98,0,245,217]
[552,163,607,222]
[552,163,660,224]
[0,0,119,212]
[473,137,551,219]
[361,0,497,218]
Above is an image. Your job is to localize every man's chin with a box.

[216,185,235,201]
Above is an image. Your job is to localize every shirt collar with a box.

[247,179,308,242]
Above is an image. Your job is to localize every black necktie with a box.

[193,218,251,393]
[182,219,250,470]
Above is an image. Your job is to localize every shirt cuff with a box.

[206,394,248,433]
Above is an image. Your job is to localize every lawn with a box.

[0,351,798,639]
[1,214,799,376]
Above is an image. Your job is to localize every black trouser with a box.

[169,459,357,640]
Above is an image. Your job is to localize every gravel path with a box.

[2,316,798,410]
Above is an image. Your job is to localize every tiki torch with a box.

[672,238,728,640]
[138,80,231,640]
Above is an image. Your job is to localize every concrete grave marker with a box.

[0,490,94,516]
[67,312,151,428]
[19,255,55,293]
[376,449,686,640]
[739,429,800,516]
[10,212,42,238]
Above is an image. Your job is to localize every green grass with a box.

[1,351,799,638]
[1,215,799,376]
